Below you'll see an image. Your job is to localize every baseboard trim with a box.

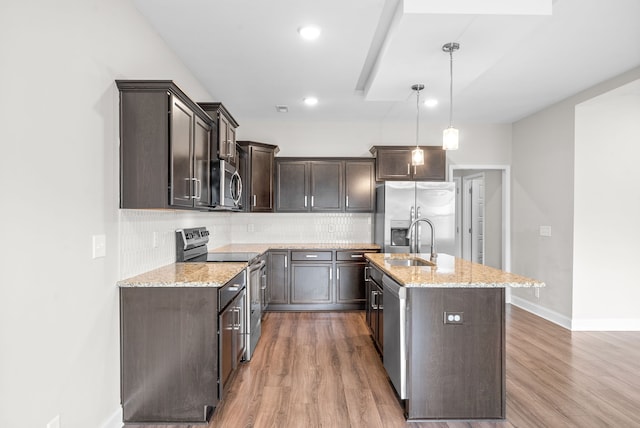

[510,296,572,330]
[570,317,640,331]
[101,407,122,428]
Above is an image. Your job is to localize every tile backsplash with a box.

[118,209,373,279]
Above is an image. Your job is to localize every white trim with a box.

[571,318,640,331]
[448,164,511,272]
[510,296,572,329]
[100,407,122,428]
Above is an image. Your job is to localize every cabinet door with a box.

[412,147,446,181]
[194,116,211,208]
[310,161,343,212]
[375,283,384,352]
[218,304,234,396]
[267,251,289,304]
[276,161,308,211]
[228,127,237,166]
[170,97,194,207]
[345,160,375,212]
[290,263,332,303]
[250,146,274,212]
[375,149,411,181]
[233,291,246,365]
[336,263,366,303]
[218,114,229,161]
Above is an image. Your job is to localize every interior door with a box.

[462,174,485,264]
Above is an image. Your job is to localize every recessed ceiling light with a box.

[275,105,289,113]
[303,97,318,106]
[298,25,321,41]
[424,98,438,108]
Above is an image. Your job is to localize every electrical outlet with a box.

[47,415,60,428]
[92,234,106,259]
[444,312,464,324]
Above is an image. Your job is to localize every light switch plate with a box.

[539,225,552,237]
[92,234,106,259]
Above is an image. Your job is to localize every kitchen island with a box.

[365,252,544,421]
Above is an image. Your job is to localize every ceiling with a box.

[133,0,640,125]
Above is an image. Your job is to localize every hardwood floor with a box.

[126,305,640,428]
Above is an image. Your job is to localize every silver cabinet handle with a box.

[284,256,288,269]
[407,163,410,175]
[311,195,315,207]
[305,254,318,258]
[336,268,339,281]
[351,254,363,258]
[364,266,370,282]
[346,195,349,207]
[304,195,307,207]
[329,269,332,281]
[227,286,239,292]
[253,194,257,206]
[197,179,202,200]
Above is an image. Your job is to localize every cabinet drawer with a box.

[291,251,333,261]
[336,251,370,261]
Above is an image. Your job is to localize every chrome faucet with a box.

[406,217,437,261]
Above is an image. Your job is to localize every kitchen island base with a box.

[397,287,505,421]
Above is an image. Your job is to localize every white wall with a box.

[510,67,640,329]
[572,80,640,330]
[0,1,221,427]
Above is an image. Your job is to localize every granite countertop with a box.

[117,262,247,288]
[118,243,381,288]
[210,243,380,253]
[365,253,545,288]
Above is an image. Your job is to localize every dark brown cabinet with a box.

[365,263,384,353]
[198,102,239,166]
[120,287,219,423]
[290,251,333,304]
[344,160,375,212]
[218,279,246,399]
[267,250,289,305]
[267,248,378,311]
[117,80,213,210]
[275,158,374,213]
[237,141,279,212]
[370,146,446,181]
[336,251,368,303]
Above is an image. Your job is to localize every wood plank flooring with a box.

[125,305,640,428]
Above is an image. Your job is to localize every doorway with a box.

[449,165,510,272]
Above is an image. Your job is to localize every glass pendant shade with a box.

[443,126,459,150]
[412,147,424,166]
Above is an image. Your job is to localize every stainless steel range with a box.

[176,227,263,360]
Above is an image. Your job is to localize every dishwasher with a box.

[382,274,407,400]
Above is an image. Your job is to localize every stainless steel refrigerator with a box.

[374,181,456,255]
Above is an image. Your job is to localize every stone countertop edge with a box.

[365,253,545,289]
[117,262,248,288]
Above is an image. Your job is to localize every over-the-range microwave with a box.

[211,159,242,210]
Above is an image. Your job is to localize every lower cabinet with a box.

[365,263,384,353]
[120,270,246,424]
[266,248,378,311]
[120,287,219,423]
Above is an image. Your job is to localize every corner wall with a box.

[511,67,640,328]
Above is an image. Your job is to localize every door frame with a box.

[448,165,511,273]
[462,172,486,264]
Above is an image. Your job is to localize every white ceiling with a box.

[133,0,640,125]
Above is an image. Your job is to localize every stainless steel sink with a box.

[384,258,435,267]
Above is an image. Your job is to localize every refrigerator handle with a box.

[416,206,421,252]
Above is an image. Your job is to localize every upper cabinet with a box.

[198,102,239,166]
[275,158,375,213]
[117,80,213,210]
[237,141,279,212]
[370,146,446,181]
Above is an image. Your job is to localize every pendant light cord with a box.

[416,86,421,147]
[448,48,453,128]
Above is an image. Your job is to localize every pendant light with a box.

[442,42,460,150]
[411,83,425,166]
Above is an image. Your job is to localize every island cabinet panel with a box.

[120,287,218,423]
[405,287,505,420]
